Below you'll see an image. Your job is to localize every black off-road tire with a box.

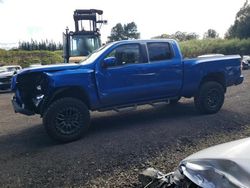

[43,97,90,142]
[194,81,225,114]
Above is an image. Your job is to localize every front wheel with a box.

[194,81,225,114]
[43,97,90,142]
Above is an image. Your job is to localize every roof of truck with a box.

[111,39,177,44]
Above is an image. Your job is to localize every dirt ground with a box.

[0,70,250,187]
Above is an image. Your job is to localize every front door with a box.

[96,43,148,106]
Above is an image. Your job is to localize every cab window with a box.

[147,42,173,62]
[105,44,141,67]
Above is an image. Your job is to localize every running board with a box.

[113,105,138,112]
[98,99,172,112]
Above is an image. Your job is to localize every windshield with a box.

[6,67,17,72]
[70,35,101,57]
[80,43,114,65]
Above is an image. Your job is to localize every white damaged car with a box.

[139,137,250,188]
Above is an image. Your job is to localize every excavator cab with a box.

[63,9,107,63]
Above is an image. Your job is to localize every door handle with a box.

[135,73,156,76]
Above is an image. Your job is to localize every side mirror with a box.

[102,57,116,68]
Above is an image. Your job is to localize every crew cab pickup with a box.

[11,39,244,142]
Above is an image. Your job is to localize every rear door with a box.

[139,42,183,98]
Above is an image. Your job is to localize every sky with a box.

[0,0,246,48]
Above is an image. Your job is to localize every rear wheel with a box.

[43,97,90,142]
[194,81,224,114]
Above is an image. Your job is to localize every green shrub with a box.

[180,38,250,58]
[0,50,63,68]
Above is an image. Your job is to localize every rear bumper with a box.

[12,97,35,116]
[235,75,244,85]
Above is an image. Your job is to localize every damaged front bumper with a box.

[12,96,35,115]
[11,73,47,116]
[235,75,244,85]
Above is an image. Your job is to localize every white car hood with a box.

[180,137,250,188]
[0,71,13,78]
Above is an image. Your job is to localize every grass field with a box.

[0,49,63,68]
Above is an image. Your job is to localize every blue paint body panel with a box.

[11,39,243,114]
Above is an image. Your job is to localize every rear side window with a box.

[147,42,173,62]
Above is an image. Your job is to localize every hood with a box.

[180,137,250,188]
[18,63,82,75]
[0,71,13,78]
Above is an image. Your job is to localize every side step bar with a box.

[98,98,178,113]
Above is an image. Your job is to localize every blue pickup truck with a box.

[11,39,243,142]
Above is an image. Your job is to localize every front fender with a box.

[44,69,100,109]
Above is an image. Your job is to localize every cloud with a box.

[0,0,4,3]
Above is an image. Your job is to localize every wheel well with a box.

[45,87,90,111]
[200,73,226,91]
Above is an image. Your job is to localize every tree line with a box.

[18,39,63,51]
[226,0,250,39]
[108,23,221,42]
[108,22,140,42]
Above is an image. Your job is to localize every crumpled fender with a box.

[44,68,100,109]
[180,137,250,188]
